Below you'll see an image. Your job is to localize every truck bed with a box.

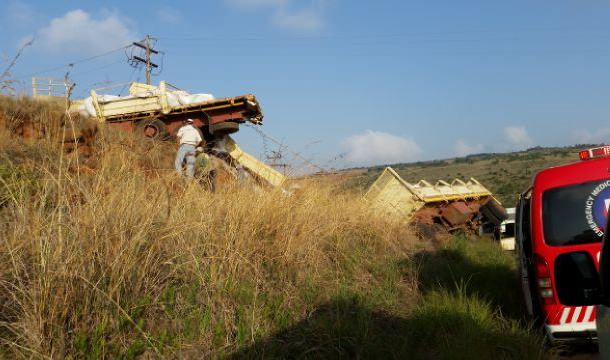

[78,81,264,126]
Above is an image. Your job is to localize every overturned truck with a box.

[44,79,286,188]
[68,81,263,140]
[364,167,507,235]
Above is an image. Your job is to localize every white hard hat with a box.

[185,118,194,123]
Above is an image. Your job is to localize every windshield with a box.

[542,179,610,246]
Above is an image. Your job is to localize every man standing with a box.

[175,118,202,178]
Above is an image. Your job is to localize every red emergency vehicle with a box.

[517,146,610,343]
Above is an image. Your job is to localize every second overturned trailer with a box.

[364,166,506,233]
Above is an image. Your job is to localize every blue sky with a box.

[2,0,610,170]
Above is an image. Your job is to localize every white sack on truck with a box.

[76,87,216,118]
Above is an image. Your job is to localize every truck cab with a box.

[517,146,610,343]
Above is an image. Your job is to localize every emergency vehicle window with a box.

[554,252,600,305]
[542,179,610,246]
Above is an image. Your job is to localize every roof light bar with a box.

[579,146,610,161]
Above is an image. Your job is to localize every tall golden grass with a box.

[0,97,416,358]
[0,97,550,359]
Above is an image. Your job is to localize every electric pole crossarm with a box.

[132,42,159,54]
[129,35,161,85]
[133,56,158,68]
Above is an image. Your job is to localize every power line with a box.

[118,66,140,96]
[245,124,326,173]
[13,44,132,80]
[69,60,125,77]
[157,25,610,42]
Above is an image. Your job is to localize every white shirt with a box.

[177,124,202,146]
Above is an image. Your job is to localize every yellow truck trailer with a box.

[365,166,506,231]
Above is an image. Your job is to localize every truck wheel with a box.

[137,119,169,140]
[482,199,508,221]
[480,206,501,225]
[209,121,239,136]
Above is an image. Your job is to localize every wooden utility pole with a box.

[132,35,159,85]
[145,35,151,85]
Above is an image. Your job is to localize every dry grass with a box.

[0,97,415,358]
[0,97,549,359]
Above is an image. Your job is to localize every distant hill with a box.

[339,145,601,206]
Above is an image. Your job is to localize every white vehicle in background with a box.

[500,207,516,251]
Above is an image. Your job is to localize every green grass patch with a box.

[407,287,545,359]
[228,236,548,359]
[413,234,523,319]
[405,235,548,359]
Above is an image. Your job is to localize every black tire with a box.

[482,199,508,222]
[209,121,240,136]
[480,205,502,225]
[136,118,170,140]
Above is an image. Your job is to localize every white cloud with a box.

[224,0,324,32]
[504,126,532,148]
[572,128,610,145]
[454,139,485,157]
[272,7,322,32]
[34,9,137,55]
[157,7,182,24]
[341,130,422,167]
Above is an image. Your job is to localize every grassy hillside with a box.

[343,147,588,206]
[0,97,550,358]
